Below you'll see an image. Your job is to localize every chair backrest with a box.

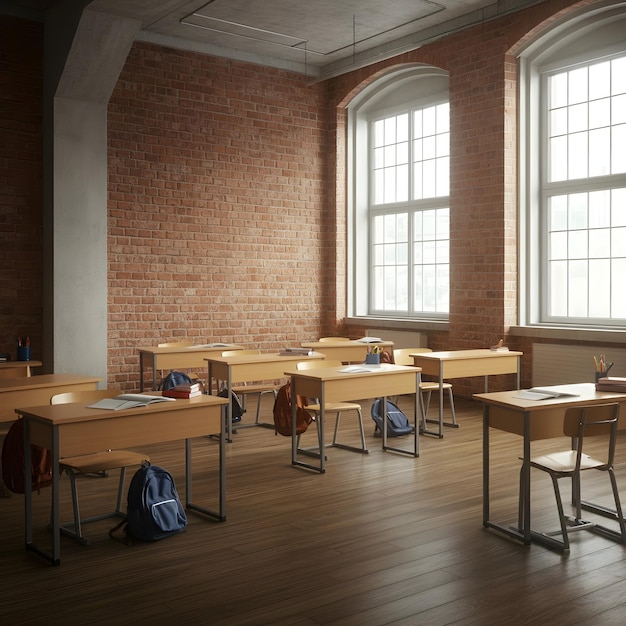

[296,360,343,370]
[157,342,193,348]
[51,389,119,405]
[563,403,619,467]
[393,347,432,366]
[318,337,351,343]
[221,349,260,356]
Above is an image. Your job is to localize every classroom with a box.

[2,0,626,623]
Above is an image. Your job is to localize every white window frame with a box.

[347,64,450,320]
[519,2,626,329]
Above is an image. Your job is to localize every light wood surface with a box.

[206,351,325,439]
[0,374,100,423]
[411,348,523,378]
[411,348,523,437]
[18,393,228,564]
[1,396,625,621]
[286,363,421,470]
[138,343,245,390]
[476,382,626,549]
[301,340,394,363]
[0,360,43,378]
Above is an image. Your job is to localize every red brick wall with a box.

[333,0,586,394]
[107,44,330,388]
[0,17,43,362]
[2,1,611,394]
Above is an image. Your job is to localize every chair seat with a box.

[530,450,605,473]
[61,450,149,475]
[419,382,453,391]
[231,383,279,393]
[305,402,361,412]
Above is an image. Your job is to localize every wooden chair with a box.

[519,403,626,551]
[50,390,150,545]
[295,360,367,453]
[221,349,280,424]
[318,337,352,342]
[393,348,457,430]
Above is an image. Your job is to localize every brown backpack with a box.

[2,418,53,494]
[272,382,313,437]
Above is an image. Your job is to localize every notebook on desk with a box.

[514,388,579,401]
[88,394,176,411]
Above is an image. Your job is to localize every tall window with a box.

[520,5,626,328]
[347,66,450,320]
[370,105,449,314]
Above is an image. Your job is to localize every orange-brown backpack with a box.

[1,418,53,494]
[272,382,313,436]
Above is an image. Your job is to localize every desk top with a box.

[138,344,244,355]
[475,382,626,411]
[0,374,100,393]
[301,340,395,349]
[411,349,523,360]
[0,360,42,369]
[16,393,228,426]
[206,351,325,365]
[284,363,419,381]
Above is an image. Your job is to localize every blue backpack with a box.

[161,370,192,391]
[111,464,187,543]
[371,398,413,437]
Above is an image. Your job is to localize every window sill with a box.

[509,326,626,344]
[346,317,449,332]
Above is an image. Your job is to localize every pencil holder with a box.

[595,368,611,382]
[17,346,30,361]
[365,353,380,365]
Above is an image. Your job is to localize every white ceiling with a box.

[3,0,544,79]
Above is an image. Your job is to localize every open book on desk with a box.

[87,394,176,411]
[514,388,579,401]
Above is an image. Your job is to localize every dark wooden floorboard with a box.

[1,396,625,625]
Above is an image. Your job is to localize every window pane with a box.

[612,124,626,173]
[369,100,449,317]
[589,127,610,177]
[588,259,610,317]
[541,54,626,326]
[589,61,610,100]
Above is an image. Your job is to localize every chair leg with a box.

[420,391,431,431]
[608,468,626,541]
[331,408,368,452]
[550,475,570,551]
[116,467,127,514]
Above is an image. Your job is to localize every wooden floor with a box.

[2,394,626,625]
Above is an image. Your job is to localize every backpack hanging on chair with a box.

[2,418,52,494]
[272,382,313,436]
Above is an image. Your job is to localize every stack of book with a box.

[279,347,314,356]
[595,377,626,393]
[162,382,203,399]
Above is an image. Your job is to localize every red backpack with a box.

[272,382,313,436]
[2,418,53,494]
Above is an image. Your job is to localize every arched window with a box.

[347,64,450,320]
[519,1,626,328]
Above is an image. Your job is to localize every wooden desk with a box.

[18,393,228,565]
[0,374,100,424]
[475,383,626,550]
[411,349,523,437]
[206,352,325,441]
[0,360,43,378]
[285,364,422,472]
[301,341,395,363]
[138,344,244,391]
